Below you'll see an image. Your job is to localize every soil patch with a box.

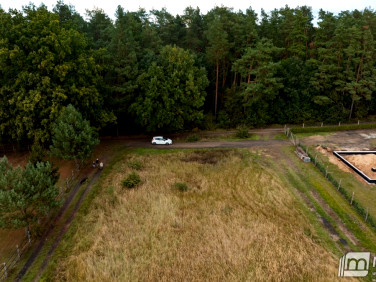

[343,154,376,179]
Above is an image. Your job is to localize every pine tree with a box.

[0,156,60,229]
[50,104,99,170]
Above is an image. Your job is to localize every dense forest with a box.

[1,2,376,146]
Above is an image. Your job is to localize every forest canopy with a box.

[1,2,376,142]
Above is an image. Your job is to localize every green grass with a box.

[216,133,261,141]
[279,146,376,252]
[291,123,376,134]
[302,144,376,231]
[273,133,288,140]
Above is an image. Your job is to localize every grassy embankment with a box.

[39,148,346,281]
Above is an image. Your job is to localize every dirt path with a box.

[15,169,103,282]
[127,139,288,149]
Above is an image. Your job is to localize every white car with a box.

[151,136,172,145]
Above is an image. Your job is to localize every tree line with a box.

[1,2,376,145]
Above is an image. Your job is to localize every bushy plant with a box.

[173,182,188,192]
[122,172,141,188]
[235,125,249,139]
[29,141,46,164]
[127,160,143,170]
[186,134,200,142]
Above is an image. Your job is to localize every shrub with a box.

[173,182,188,192]
[122,172,141,189]
[235,125,249,139]
[29,141,46,164]
[127,160,143,170]
[186,134,200,142]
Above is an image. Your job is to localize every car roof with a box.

[153,136,163,138]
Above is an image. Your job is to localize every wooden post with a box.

[337,179,342,191]
[365,208,369,221]
[321,122,323,127]
[358,120,360,125]
[339,121,341,126]
[17,244,20,260]
[27,230,31,245]
[3,262,7,279]
[303,123,304,128]
[351,192,354,205]
[314,154,317,165]
[325,166,328,178]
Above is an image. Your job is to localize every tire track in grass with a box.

[15,169,102,282]
[33,170,102,281]
[270,147,359,253]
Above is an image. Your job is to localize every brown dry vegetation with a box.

[50,149,342,281]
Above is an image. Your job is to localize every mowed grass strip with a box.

[50,149,340,281]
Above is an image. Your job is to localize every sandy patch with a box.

[315,146,369,184]
[343,154,376,179]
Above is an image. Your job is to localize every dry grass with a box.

[53,149,341,281]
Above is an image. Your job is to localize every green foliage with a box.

[186,134,200,142]
[127,160,143,170]
[122,172,141,188]
[291,123,376,134]
[0,156,61,229]
[2,5,376,135]
[0,5,114,143]
[29,140,46,164]
[50,104,99,170]
[235,125,250,139]
[173,182,188,192]
[131,45,209,132]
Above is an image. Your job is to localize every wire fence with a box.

[0,230,32,281]
[284,127,376,233]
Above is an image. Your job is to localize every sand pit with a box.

[343,154,376,179]
[315,146,375,184]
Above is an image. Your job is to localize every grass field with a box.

[43,148,344,281]
[304,145,376,232]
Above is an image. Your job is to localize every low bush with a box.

[235,125,249,139]
[186,134,200,142]
[173,182,188,192]
[127,160,143,170]
[122,172,141,188]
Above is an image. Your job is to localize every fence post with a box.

[365,208,369,222]
[325,166,329,178]
[303,123,304,128]
[314,154,317,166]
[358,120,360,125]
[17,244,21,260]
[339,121,341,126]
[351,192,354,205]
[3,263,7,279]
[27,230,31,245]
[337,179,342,191]
[321,122,323,127]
